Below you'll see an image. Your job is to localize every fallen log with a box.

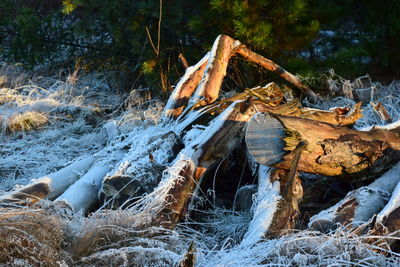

[55,165,110,213]
[155,100,256,227]
[367,173,400,247]
[160,89,362,228]
[0,156,96,206]
[235,45,319,102]
[175,83,361,136]
[309,161,400,232]
[54,150,126,213]
[100,127,182,209]
[247,113,400,178]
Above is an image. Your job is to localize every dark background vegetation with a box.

[0,0,399,94]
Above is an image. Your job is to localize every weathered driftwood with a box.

[0,156,96,206]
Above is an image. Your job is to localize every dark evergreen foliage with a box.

[0,0,399,92]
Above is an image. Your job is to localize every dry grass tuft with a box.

[0,208,67,266]
[70,210,187,266]
[6,111,48,132]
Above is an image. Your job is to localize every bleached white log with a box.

[55,165,109,213]
[377,164,400,222]
[241,165,281,245]
[0,156,96,205]
[56,150,126,213]
[309,161,400,231]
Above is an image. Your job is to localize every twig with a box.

[157,0,163,56]
[145,26,158,56]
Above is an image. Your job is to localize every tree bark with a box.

[155,101,256,227]
[272,115,400,178]
[163,53,209,119]
[235,46,319,102]
[309,162,400,232]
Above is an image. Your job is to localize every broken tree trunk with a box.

[259,114,400,178]
[0,156,96,206]
[159,83,360,228]
[242,164,304,244]
[155,100,257,227]
[189,35,241,107]
[163,53,209,119]
[163,34,319,120]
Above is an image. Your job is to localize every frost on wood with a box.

[163,53,209,119]
[0,156,95,206]
[155,101,256,227]
[100,126,182,209]
[242,165,281,245]
[2,36,400,266]
[309,162,400,232]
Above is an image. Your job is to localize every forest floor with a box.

[1,63,400,266]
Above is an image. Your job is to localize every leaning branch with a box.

[236,46,319,102]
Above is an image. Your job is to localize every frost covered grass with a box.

[305,71,400,129]
[0,63,161,192]
[4,111,48,132]
[1,64,400,266]
[195,227,400,266]
[0,207,67,266]
[1,204,399,266]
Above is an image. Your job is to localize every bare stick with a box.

[236,46,319,102]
